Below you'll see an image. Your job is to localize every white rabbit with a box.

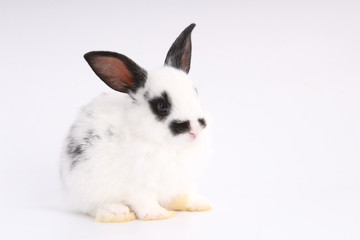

[60,23,211,222]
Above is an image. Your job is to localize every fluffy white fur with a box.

[60,67,210,221]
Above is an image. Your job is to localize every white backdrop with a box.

[1,0,359,239]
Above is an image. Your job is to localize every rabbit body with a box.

[60,24,211,222]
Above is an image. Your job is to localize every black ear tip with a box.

[84,52,94,62]
[180,23,196,38]
[187,23,196,32]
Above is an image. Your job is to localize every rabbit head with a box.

[84,24,207,145]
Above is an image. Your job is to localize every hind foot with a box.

[167,194,212,212]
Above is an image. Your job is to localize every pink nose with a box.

[189,132,197,139]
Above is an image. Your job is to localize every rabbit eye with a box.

[148,91,172,121]
[157,101,169,114]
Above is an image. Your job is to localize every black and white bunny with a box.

[60,24,211,222]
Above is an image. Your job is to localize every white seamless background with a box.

[0,0,359,239]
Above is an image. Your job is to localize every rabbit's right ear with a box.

[164,23,196,74]
[84,51,147,93]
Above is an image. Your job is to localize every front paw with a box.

[95,203,136,223]
[167,194,212,212]
[138,206,176,221]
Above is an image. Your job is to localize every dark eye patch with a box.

[169,120,190,135]
[148,91,172,121]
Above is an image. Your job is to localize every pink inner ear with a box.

[94,56,134,91]
[180,40,191,72]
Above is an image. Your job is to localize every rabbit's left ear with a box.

[164,23,196,74]
[84,51,147,93]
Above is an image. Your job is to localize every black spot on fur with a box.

[67,138,84,158]
[67,129,101,170]
[169,120,191,135]
[148,91,172,121]
[83,129,100,143]
[198,118,207,128]
[66,137,85,170]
